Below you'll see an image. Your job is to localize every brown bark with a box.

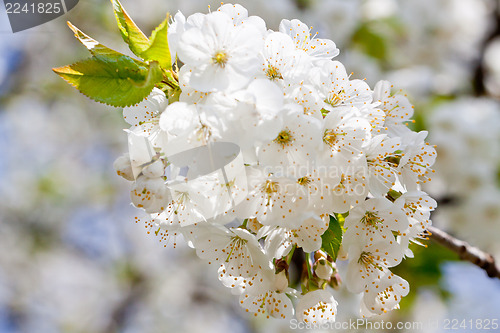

[426,225,500,279]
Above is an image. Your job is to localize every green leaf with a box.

[321,215,343,261]
[109,1,172,70]
[67,21,122,57]
[110,0,149,56]
[53,55,162,107]
[141,16,171,69]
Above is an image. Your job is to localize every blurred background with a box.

[0,0,499,332]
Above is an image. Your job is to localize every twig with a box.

[426,225,500,279]
[102,269,146,333]
[472,0,500,96]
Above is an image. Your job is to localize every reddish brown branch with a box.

[472,0,500,96]
[426,225,500,279]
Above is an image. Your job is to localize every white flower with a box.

[238,269,295,319]
[162,177,217,226]
[130,175,171,214]
[159,102,221,155]
[343,198,409,248]
[127,130,162,179]
[240,289,295,319]
[122,88,168,136]
[318,106,371,171]
[209,79,284,152]
[217,3,267,34]
[294,168,341,214]
[329,157,369,213]
[373,80,414,137]
[196,145,250,223]
[345,240,403,293]
[356,102,386,135]
[284,83,324,119]
[364,134,401,197]
[177,65,211,104]
[258,31,312,85]
[398,131,436,190]
[360,272,409,317]
[311,60,372,112]
[395,191,436,255]
[177,11,263,92]
[262,214,329,259]
[137,211,185,247]
[168,10,209,64]
[235,166,308,228]
[279,19,339,64]
[257,107,322,177]
[167,11,186,64]
[122,88,169,152]
[296,289,338,324]
[217,266,268,295]
[192,225,272,278]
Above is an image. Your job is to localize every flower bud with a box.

[142,159,165,178]
[114,154,134,181]
[130,176,170,212]
[329,272,342,290]
[314,250,327,262]
[274,270,289,293]
[314,258,334,280]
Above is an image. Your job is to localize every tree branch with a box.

[472,0,500,96]
[426,225,500,279]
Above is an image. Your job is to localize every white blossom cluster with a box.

[113,3,437,323]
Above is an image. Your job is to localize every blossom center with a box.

[323,129,337,146]
[212,50,229,68]
[325,90,344,107]
[361,211,381,227]
[384,153,402,167]
[297,176,311,186]
[196,123,212,143]
[262,180,279,194]
[225,236,248,262]
[266,64,283,80]
[358,251,374,266]
[274,130,293,147]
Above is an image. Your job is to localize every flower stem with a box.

[286,245,296,265]
[305,252,313,280]
[426,226,500,279]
